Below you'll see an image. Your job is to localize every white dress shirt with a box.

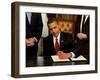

[26,12,32,24]
[53,33,60,47]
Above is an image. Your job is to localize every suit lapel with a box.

[50,35,55,49]
[26,14,29,25]
[60,32,64,48]
[50,35,56,55]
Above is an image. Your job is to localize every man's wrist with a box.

[33,37,38,43]
[70,52,75,58]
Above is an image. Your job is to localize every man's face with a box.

[48,21,60,37]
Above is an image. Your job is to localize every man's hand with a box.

[57,51,72,59]
[77,33,87,40]
[26,37,38,46]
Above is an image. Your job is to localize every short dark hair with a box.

[47,18,58,26]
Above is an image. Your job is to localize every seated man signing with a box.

[43,18,79,59]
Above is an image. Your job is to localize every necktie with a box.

[55,37,60,52]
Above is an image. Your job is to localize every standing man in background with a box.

[75,15,89,60]
[26,12,43,61]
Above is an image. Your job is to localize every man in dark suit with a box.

[75,15,89,40]
[43,18,79,59]
[26,12,43,59]
[75,15,89,60]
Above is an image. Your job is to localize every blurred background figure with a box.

[37,13,49,56]
[75,15,89,61]
[26,12,43,61]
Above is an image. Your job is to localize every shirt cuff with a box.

[33,37,38,42]
[70,52,75,58]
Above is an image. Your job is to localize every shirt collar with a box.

[53,32,60,39]
[53,32,61,46]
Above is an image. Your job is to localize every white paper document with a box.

[71,55,87,61]
[51,55,70,62]
[51,55,87,62]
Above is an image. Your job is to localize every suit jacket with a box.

[26,13,43,41]
[43,32,79,56]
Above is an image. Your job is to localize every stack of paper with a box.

[71,55,87,61]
